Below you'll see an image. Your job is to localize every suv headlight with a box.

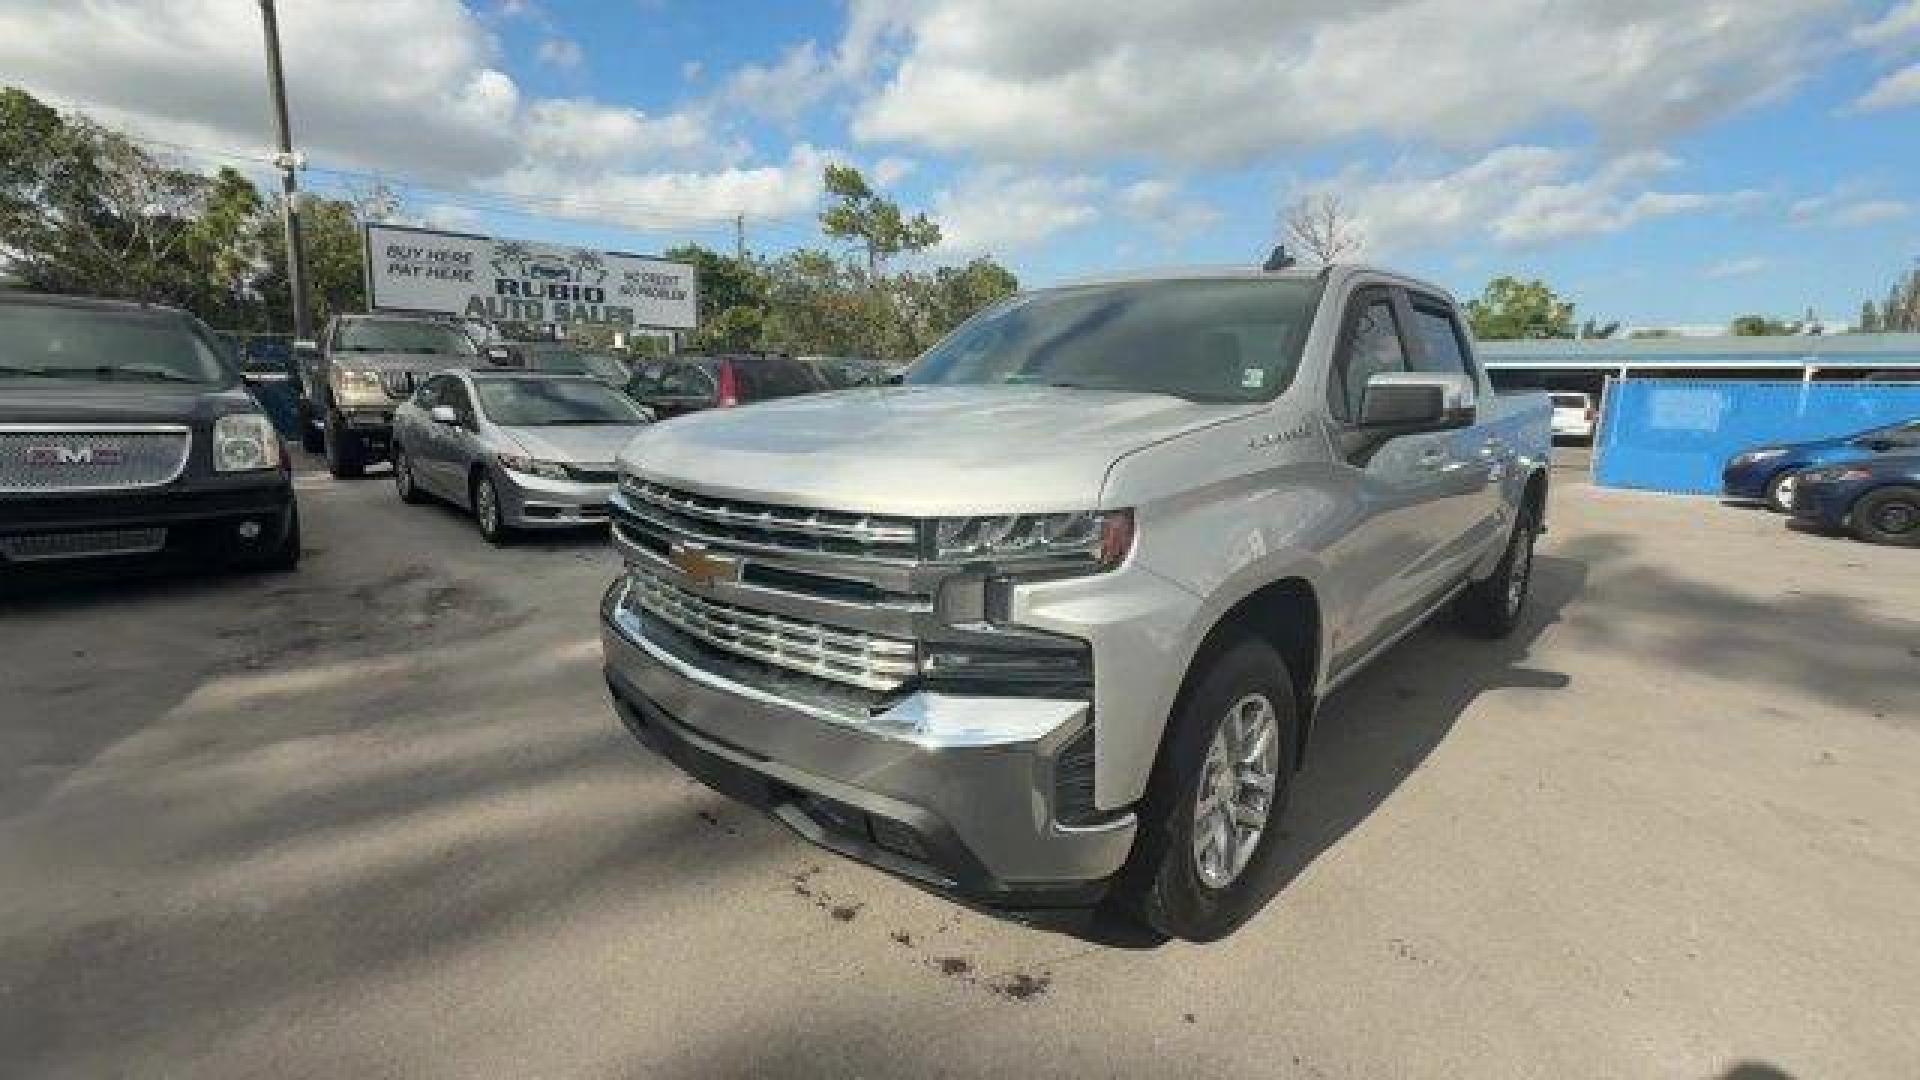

[213,413,282,472]
[496,453,570,481]
[932,509,1134,571]
[330,367,387,407]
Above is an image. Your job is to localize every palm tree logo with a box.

[568,249,607,286]
[491,241,532,278]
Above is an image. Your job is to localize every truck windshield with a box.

[336,319,476,356]
[0,304,232,384]
[907,278,1323,402]
[473,377,646,426]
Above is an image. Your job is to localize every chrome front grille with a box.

[381,370,417,399]
[626,569,916,692]
[621,478,922,559]
[0,427,192,493]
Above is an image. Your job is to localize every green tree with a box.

[255,193,366,336]
[820,163,940,275]
[0,85,213,306]
[1465,276,1576,340]
[1579,317,1620,340]
[1859,300,1880,333]
[1729,314,1795,336]
[664,242,769,350]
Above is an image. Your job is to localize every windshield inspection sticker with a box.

[1241,368,1266,389]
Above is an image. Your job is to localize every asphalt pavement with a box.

[2,457,1916,1079]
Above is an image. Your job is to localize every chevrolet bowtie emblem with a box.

[667,541,740,586]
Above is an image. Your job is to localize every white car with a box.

[1550,392,1596,440]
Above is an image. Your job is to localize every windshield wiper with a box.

[0,364,199,383]
[0,364,58,378]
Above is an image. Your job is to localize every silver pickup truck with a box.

[600,263,1551,939]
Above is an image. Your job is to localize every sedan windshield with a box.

[0,304,232,384]
[907,278,1323,402]
[473,377,646,426]
[336,319,476,356]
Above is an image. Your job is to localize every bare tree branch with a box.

[1282,192,1363,264]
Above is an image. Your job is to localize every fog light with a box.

[237,520,262,540]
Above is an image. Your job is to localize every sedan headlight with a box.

[212,413,281,472]
[1739,448,1789,463]
[932,509,1134,571]
[496,453,570,481]
[330,368,387,407]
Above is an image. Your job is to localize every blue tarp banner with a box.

[1593,379,1920,494]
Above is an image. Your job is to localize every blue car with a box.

[1722,418,1920,511]
[1789,454,1920,546]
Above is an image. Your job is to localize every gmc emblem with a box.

[23,444,123,466]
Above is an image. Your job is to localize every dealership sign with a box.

[363,223,697,330]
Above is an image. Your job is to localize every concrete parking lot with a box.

[3,456,1915,1079]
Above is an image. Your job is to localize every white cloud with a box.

[1116,180,1223,238]
[722,41,837,121]
[536,37,585,72]
[0,0,808,231]
[1325,146,1758,254]
[422,203,484,231]
[1790,186,1914,227]
[1851,0,1920,47]
[932,168,1104,255]
[1852,62,1920,110]
[1704,256,1772,279]
[681,60,705,82]
[872,156,917,186]
[852,0,1848,165]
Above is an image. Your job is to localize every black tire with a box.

[1112,634,1299,942]
[392,442,427,505]
[1849,485,1920,547]
[297,399,325,454]
[472,472,514,546]
[324,414,366,479]
[1764,470,1799,514]
[1456,502,1538,638]
[232,504,302,573]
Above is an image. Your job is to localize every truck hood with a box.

[496,424,644,466]
[0,382,255,426]
[617,385,1260,515]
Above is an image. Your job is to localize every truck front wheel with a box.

[1114,635,1299,942]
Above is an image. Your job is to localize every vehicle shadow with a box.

[1021,553,1584,947]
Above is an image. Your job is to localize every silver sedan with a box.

[390,369,650,544]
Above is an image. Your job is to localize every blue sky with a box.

[2,0,1917,328]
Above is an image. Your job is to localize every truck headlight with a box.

[330,368,387,407]
[932,509,1134,570]
[212,413,281,472]
[496,453,570,481]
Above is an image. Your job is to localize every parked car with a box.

[801,355,894,389]
[1,292,299,576]
[390,370,649,544]
[1722,418,1920,511]
[1788,454,1920,547]
[600,262,1552,940]
[1549,392,1596,441]
[622,352,830,420]
[295,313,479,478]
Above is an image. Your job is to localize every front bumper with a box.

[1789,478,1862,527]
[599,578,1136,904]
[498,470,614,528]
[0,472,295,569]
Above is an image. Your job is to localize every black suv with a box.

[297,314,478,477]
[622,352,830,419]
[0,293,299,576]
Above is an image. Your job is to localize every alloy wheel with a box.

[1192,693,1280,890]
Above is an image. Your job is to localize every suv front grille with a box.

[0,427,192,493]
[621,479,921,559]
[626,569,917,692]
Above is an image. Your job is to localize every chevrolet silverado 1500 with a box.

[600,262,1552,939]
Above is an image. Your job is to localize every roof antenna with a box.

[1262,245,1296,273]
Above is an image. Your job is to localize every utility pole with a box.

[734,213,746,262]
[258,0,314,343]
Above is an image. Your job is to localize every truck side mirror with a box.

[1359,372,1476,432]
